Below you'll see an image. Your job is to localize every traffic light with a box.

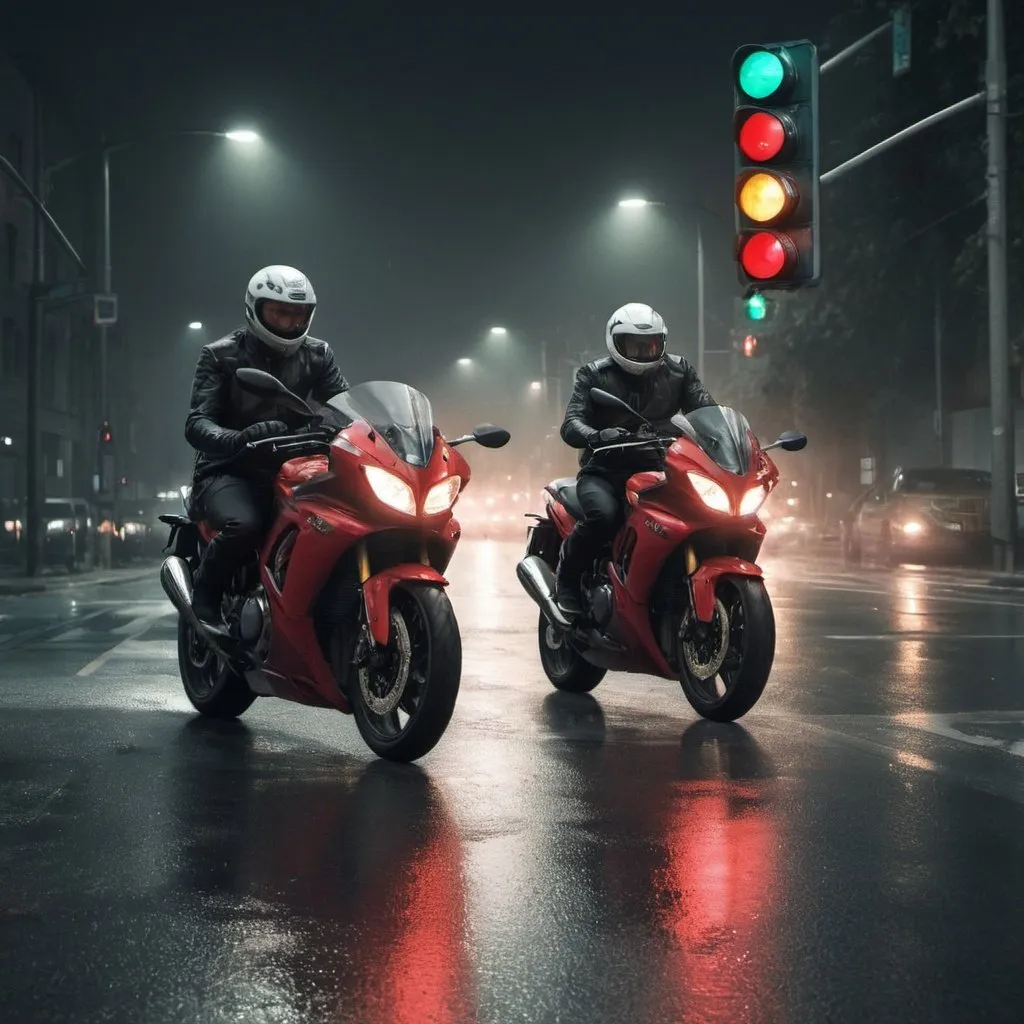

[742,334,759,358]
[744,290,768,321]
[733,40,820,289]
[99,422,113,445]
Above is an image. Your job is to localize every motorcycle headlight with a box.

[686,472,731,514]
[739,485,769,516]
[363,466,416,516]
[423,476,461,515]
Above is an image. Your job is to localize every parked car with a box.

[842,467,990,567]
[43,497,93,571]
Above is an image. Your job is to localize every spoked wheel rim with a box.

[357,590,431,742]
[680,580,748,708]
[541,621,577,678]
[184,622,230,697]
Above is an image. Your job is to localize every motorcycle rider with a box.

[554,302,716,615]
[184,265,349,624]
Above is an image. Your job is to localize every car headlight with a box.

[424,476,461,515]
[899,520,924,535]
[46,519,69,532]
[739,485,769,516]
[686,472,731,514]
[363,465,416,516]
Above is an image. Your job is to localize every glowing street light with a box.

[188,321,203,330]
[457,357,473,367]
[618,197,651,209]
[225,129,260,143]
[489,326,508,336]
[529,381,542,392]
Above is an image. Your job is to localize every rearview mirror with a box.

[472,424,511,449]
[589,387,635,416]
[764,430,807,452]
[234,367,314,417]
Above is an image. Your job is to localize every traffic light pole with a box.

[986,0,1013,572]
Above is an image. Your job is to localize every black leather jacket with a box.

[185,328,349,483]
[560,354,716,474]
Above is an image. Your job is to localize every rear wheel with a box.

[537,612,606,693]
[342,583,462,763]
[677,576,774,722]
[177,616,256,718]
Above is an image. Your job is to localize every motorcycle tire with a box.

[345,583,462,763]
[537,612,606,693]
[677,576,775,722]
[177,616,256,719]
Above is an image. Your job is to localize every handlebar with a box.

[244,431,335,455]
[590,436,677,454]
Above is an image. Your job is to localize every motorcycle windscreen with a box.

[671,406,753,475]
[327,381,436,466]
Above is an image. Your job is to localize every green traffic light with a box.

[745,292,767,321]
[738,50,785,100]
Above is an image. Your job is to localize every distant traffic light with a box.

[733,40,820,289]
[99,421,113,445]
[742,334,759,358]
[744,291,768,321]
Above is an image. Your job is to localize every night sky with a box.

[7,1,843,480]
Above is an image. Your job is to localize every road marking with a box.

[895,712,1024,758]
[0,608,110,649]
[825,633,1024,640]
[76,610,172,677]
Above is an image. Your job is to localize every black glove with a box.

[593,427,630,446]
[240,420,290,444]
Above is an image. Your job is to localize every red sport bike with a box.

[160,368,509,762]
[517,387,806,721]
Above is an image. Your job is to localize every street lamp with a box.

[224,129,260,143]
[457,357,473,367]
[615,195,710,381]
[188,321,203,330]
[489,326,508,336]
[529,381,542,392]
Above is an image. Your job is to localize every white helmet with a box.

[606,302,667,375]
[244,265,317,356]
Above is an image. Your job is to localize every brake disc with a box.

[680,598,730,681]
[358,609,412,715]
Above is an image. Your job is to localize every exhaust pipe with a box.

[160,556,216,644]
[516,555,572,631]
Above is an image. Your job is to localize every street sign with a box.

[94,294,118,326]
[893,6,911,77]
[860,456,876,486]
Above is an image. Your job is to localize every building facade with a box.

[0,51,99,518]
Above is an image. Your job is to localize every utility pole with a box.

[934,275,944,467]
[986,0,1013,571]
[696,221,706,382]
[26,95,45,576]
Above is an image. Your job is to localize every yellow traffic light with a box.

[737,171,795,224]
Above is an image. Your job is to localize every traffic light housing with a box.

[733,41,820,289]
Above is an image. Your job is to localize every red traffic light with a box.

[739,231,797,280]
[737,111,791,162]
[743,335,758,358]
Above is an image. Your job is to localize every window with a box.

[5,224,17,284]
[1,317,22,378]
[7,132,23,175]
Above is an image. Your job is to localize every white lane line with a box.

[825,633,1024,640]
[76,611,173,677]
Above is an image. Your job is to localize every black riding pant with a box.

[556,471,629,589]
[192,474,275,596]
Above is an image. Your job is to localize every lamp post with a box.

[616,197,722,381]
[43,128,260,566]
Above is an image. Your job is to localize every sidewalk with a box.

[0,563,157,596]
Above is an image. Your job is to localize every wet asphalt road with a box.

[2,542,1024,1023]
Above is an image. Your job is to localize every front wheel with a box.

[677,576,775,722]
[537,612,607,693]
[343,583,462,763]
[177,616,256,718]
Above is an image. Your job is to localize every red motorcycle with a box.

[516,387,805,721]
[160,368,509,762]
